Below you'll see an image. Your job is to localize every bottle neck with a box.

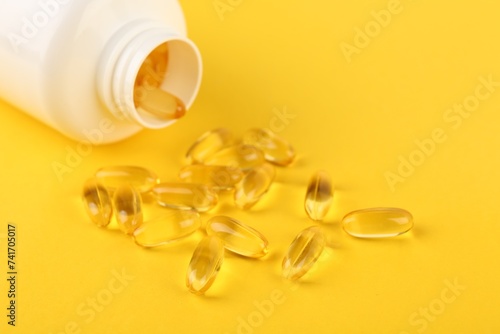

[97,20,202,128]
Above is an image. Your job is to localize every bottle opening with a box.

[130,38,201,128]
[133,43,187,123]
[98,22,202,130]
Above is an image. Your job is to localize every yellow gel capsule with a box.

[342,207,414,238]
[136,88,186,121]
[152,183,218,212]
[134,42,168,88]
[82,179,113,227]
[304,170,334,221]
[282,226,326,281]
[186,236,224,295]
[178,165,244,190]
[242,128,295,166]
[206,216,269,258]
[133,209,201,247]
[203,144,265,171]
[185,128,233,164]
[149,43,169,78]
[95,166,159,194]
[113,185,143,235]
[133,42,186,122]
[234,163,275,210]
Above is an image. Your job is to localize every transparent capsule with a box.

[133,42,185,122]
[206,216,269,258]
[185,128,233,164]
[304,170,333,221]
[152,183,218,212]
[282,226,326,281]
[134,42,169,89]
[82,179,113,227]
[242,128,295,166]
[113,185,143,235]
[234,163,275,210]
[342,207,414,238]
[95,166,159,194]
[148,43,169,79]
[133,208,201,247]
[179,165,244,190]
[203,144,265,171]
[136,88,186,121]
[186,236,224,295]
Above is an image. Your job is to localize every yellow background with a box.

[1,0,500,333]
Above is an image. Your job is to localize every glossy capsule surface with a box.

[186,236,224,295]
[134,43,186,121]
[234,163,275,209]
[95,166,159,194]
[282,226,326,281]
[134,42,168,88]
[136,88,186,121]
[242,128,296,166]
[82,179,113,227]
[133,209,201,247]
[185,128,233,164]
[203,144,265,171]
[153,183,218,212]
[304,170,333,221]
[342,207,413,238]
[178,165,244,190]
[206,216,269,258]
[113,185,143,234]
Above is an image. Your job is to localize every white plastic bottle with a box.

[0,0,202,143]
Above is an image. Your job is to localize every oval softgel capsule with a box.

[206,216,269,258]
[185,128,233,164]
[82,179,113,227]
[342,207,413,238]
[234,163,275,210]
[242,128,295,166]
[95,166,159,194]
[152,183,218,212]
[282,226,326,281]
[113,185,143,234]
[203,144,265,171]
[304,170,334,221]
[186,236,224,295]
[178,165,244,190]
[133,209,201,247]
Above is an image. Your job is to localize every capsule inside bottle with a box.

[136,88,186,121]
[134,42,186,122]
[342,207,413,238]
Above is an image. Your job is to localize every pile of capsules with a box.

[82,128,414,295]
